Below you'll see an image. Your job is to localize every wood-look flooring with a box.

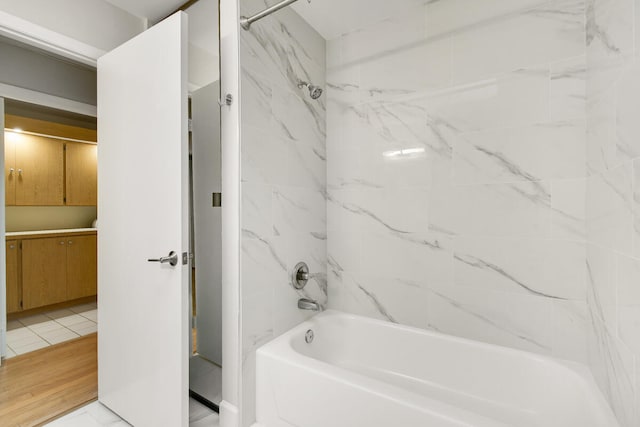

[0,333,97,427]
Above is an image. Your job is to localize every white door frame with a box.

[219,0,241,425]
[0,10,242,427]
[0,96,4,365]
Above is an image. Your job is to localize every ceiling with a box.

[103,0,186,24]
[104,0,418,42]
[291,0,422,40]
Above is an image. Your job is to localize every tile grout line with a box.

[7,305,98,355]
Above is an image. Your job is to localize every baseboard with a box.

[220,400,239,427]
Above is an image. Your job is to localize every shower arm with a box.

[240,0,307,30]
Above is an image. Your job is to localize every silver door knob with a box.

[148,251,178,267]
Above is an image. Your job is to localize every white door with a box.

[97,12,189,427]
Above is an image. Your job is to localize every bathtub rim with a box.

[256,309,619,426]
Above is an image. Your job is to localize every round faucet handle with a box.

[292,262,310,289]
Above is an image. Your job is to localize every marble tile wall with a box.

[326,0,594,397]
[238,0,639,424]
[585,0,640,425]
[239,0,326,425]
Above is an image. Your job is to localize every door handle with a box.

[148,251,178,267]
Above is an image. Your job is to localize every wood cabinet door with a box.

[66,143,97,206]
[15,134,64,206]
[6,240,21,313]
[5,132,16,205]
[22,237,67,309]
[66,234,97,300]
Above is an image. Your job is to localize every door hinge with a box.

[212,192,221,207]
[188,119,193,132]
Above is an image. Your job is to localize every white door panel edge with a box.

[97,12,189,427]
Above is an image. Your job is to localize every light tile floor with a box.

[190,355,223,406]
[6,303,98,358]
[44,398,220,426]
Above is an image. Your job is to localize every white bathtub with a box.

[254,310,619,427]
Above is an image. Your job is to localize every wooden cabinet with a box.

[66,235,97,299]
[5,133,65,206]
[6,240,20,313]
[65,143,98,206]
[8,231,97,313]
[22,237,68,310]
[4,115,97,207]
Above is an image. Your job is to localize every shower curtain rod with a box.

[240,0,302,30]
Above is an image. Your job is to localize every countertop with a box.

[6,228,97,237]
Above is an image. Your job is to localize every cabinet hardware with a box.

[68,241,73,245]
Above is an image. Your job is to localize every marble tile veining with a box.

[238,0,640,424]
[240,0,327,425]
[325,0,603,419]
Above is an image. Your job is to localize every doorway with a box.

[4,99,98,359]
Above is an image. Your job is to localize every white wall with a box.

[192,81,222,364]
[6,206,97,232]
[0,0,145,52]
[0,38,97,105]
[186,0,220,90]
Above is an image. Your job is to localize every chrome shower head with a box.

[298,81,323,100]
